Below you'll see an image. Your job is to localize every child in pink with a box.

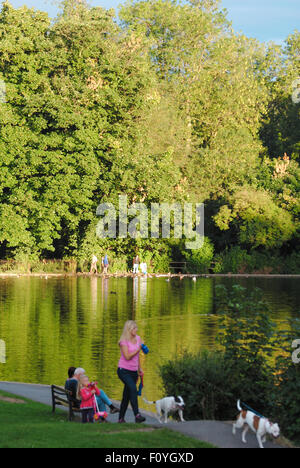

[79,375,100,423]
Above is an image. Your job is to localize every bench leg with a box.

[69,403,74,422]
[51,387,56,413]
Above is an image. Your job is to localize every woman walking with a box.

[117,320,146,423]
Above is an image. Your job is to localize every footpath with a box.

[0,381,284,449]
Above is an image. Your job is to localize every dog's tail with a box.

[237,400,242,412]
[143,397,155,406]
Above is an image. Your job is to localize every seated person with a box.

[65,367,119,414]
[65,366,81,408]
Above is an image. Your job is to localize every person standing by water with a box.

[140,261,147,276]
[117,320,146,423]
[90,254,98,274]
[102,254,109,274]
[133,255,140,274]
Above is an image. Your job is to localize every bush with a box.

[282,250,300,274]
[30,259,77,273]
[159,350,233,420]
[151,252,170,273]
[272,318,300,441]
[212,246,251,273]
[273,364,300,442]
[182,237,214,273]
[158,347,275,422]
[159,285,277,422]
[215,284,276,415]
[108,256,129,274]
[212,246,286,274]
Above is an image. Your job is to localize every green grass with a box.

[0,391,215,448]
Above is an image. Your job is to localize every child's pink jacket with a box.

[80,387,100,409]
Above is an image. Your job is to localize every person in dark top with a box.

[65,367,81,408]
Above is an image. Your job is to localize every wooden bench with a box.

[169,261,188,274]
[51,385,81,421]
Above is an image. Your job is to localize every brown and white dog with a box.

[233,400,280,448]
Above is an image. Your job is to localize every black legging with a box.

[81,408,94,423]
[117,367,139,419]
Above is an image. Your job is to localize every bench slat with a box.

[51,384,81,420]
[53,396,71,407]
[54,397,81,412]
[52,385,68,395]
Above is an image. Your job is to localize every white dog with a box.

[232,400,280,448]
[143,396,185,423]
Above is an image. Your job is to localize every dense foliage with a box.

[159,285,300,442]
[0,0,299,271]
[159,285,277,421]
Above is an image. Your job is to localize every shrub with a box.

[272,318,300,441]
[109,256,129,274]
[159,350,233,420]
[159,285,277,422]
[182,237,214,273]
[273,363,300,442]
[282,250,300,274]
[212,246,285,274]
[212,246,251,273]
[30,259,77,273]
[215,284,276,415]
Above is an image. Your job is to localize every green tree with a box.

[120,0,268,202]
[213,187,295,249]
[260,31,300,162]
[0,1,182,259]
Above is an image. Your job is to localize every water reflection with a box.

[0,276,299,410]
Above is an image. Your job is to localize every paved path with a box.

[0,381,284,448]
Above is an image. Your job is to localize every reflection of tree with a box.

[0,277,298,404]
[90,276,98,313]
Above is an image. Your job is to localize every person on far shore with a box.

[140,261,147,276]
[133,255,140,274]
[90,255,98,274]
[102,254,109,274]
[117,320,145,424]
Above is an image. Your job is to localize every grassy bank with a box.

[0,391,215,448]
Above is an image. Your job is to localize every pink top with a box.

[80,386,100,409]
[118,335,142,372]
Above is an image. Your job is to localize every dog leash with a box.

[137,375,144,396]
[240,401,266,419]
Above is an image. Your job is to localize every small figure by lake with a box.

[90,255,98,275]
[133,255,140,274]
[102,254,109,274]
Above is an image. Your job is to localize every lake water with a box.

[0,276,299,411]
